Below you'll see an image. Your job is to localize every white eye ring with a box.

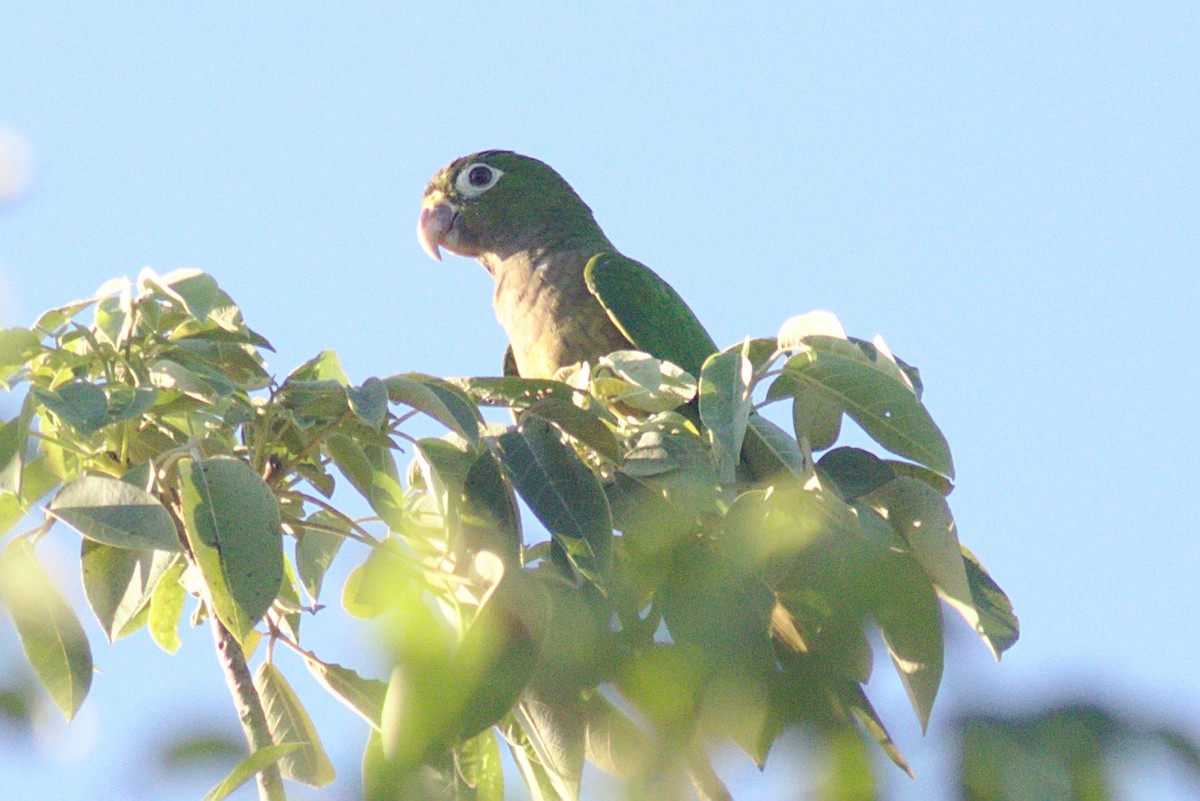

[454,162,504,197]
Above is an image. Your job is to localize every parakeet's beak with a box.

[418,196,457,262]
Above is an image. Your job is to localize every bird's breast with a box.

[490,253,631,379]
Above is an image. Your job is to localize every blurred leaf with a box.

[0,327,41,381]
[178,456,283,642]
[150,359,221,404]
[49,475,181,551]
[772,341,953,478]
[0,405,31,495]
[741,414,811,483]
[496,416,613,590]
[0,539,93,720]
[32,297,98,334]
[80,539,178,641]
[200,742,303,801]
[698,349,753,485]
[515,689,586,801]
[582,691,650,778]
[458,729,505,801]
[287,349,349,384]
[815,729,877,801]
[254,662,336,787]
[304,656,388,730]
[961,545,1020,658]
[149,559,187,654]
[791,383,844,451]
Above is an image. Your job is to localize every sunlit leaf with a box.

[698,349,753,485]
[254,662,336,787]
[0,327,42,381]
[200,742,303,801]
[303,656,388,730]
[178,456,283,642]
[49,475,181,551]
[80,540,178,641]
[0,539,93,720]
[961,545,1019,658]
[771,342,953,478]
[149,560,187,654]
[384,373,481,443]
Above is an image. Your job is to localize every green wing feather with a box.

[584,253,718,377]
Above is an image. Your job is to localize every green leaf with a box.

[149,560,187,654]
[80,540,178,641]
[32,297,99,334]
[495,416,613,590]
[742,414,811,484]
[413,437,475,543]
[303,656,389,730]
[862,510,944,731]
[790,383,844,451]
[200,742,304,801]
[864,477,977,639]
[295,517,346,602]
[772,341,954,478]
[171,339,271,391]
[699,350,753,485]
[34,381,108,436]
[150,359,221,404]
[521,397,622,464]
[158,268,221,319]
[384,373,481,443]
[254,662,336,787]
[447,375,576,408]
[49,475,182,551]
[816,447,896,501]
[0,327,42,381]
[961,545,1019,658]
[461,450,522,565]
[348,377,389,429]
[0,411,30,495]
[777,310,848,350]
[0,539,93,720]
[0,456,61,536]
[178,456,283,642]
[515,690,586,801]
[286,349,349,384]
[458,729,505,801]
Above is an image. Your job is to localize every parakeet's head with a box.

[418,150,607,263]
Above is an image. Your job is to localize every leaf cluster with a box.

[0,274,1018,801]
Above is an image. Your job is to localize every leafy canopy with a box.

[0,270,1017,801]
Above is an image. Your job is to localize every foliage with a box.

[0,270,1018,800]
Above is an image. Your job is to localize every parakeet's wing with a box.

[584,253,718,377]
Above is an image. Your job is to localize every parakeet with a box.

[417,150,718,381]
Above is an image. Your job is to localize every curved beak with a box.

[417,197,457,262]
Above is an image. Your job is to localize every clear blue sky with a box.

[1,4,1198,799]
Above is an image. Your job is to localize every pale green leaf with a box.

[0,539,93,720]
[149,560,187,654]
[200,742,304,801]
[303,656,388,730]
[459,729,505,801]
[49,475,181,551]
[698,349,753,485]
[80,540,178,641]
[254,662,336,787]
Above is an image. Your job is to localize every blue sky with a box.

[1,4,1198,799]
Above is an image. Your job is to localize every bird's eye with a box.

[454,162,504,197]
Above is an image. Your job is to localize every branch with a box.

[210,616,287,801]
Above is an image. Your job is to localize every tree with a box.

[0,269,1017,800]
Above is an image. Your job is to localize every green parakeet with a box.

[417,150,719,381]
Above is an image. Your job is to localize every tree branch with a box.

[210,616,287,801]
